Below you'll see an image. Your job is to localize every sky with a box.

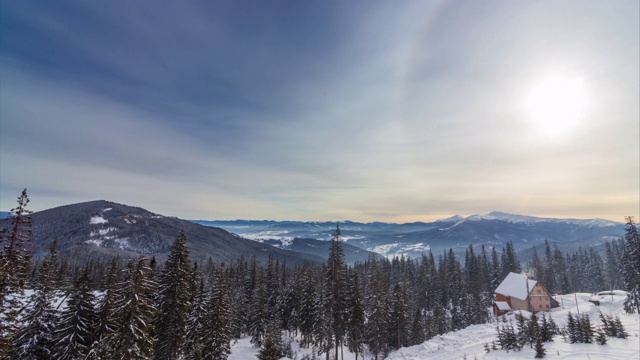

[1,0,638,223]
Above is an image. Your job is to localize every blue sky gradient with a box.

[1,0,638,222]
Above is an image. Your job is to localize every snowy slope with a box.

[229,292,639,360]
[389,292,638,360]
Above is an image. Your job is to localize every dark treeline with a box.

[1,190,639,360]
[525,238,627,295]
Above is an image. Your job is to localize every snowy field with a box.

[230,291,639,360]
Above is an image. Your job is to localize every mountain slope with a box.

[0,200,322,266]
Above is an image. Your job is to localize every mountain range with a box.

[195,211,624,260]
[1,201,624,265]
[0,201,330,266]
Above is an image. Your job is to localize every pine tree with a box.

[365,260,389,360]
[622,217,640,313]
[53,266,97,359]
[299,264,317,348]
[534,335,546,358]
[595,326,607,345]
[184,278,207,359]
[539,313,554,343]
[346,270,365,360]
[325,224,347,360]
[0,190,33,356]
[257,332,281,360]
[249,269,268,347]
[566,312,578,343]
[87,257,119,359]
[312,269,332,359]
[111,257,158,360]
[11,239,57,360]
[154,231,192,360]
[388,282,410,350]
[201,265,232,360]
[526,312,540,349]
[612,316,628,338]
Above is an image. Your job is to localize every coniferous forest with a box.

[1,190,639,360]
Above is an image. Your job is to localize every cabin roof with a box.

[495,301,511,311]
[494,272,538,301]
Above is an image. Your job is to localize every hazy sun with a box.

[525,76,586,137]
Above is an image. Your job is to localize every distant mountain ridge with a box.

[194,212,624,259]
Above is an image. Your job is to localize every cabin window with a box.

[537,290,541,294]
[539,304,542,309]
[544,296,548,300]
[545,305,549,309]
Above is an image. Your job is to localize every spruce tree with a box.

[566,312,578,343]
[0,189,33,356]
[534,335,546,358]
[154,231,192,360]
[540,313,554,343]
[325,224,347,360]
[53,266,97,359]
[622,217,640,313]
[366,260,389,360]
[257,332,281,360]
[249,270,268,347]
[111,257,158,360]
[11,240,57,360]
[346,270,365,360]
[201,266,232,360]
[87,257,119,359]
[184,279,207,359]
[299,264,317,348]
[612,316,628,338]
[595,326,607,345]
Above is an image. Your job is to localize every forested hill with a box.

[0,200,323,266]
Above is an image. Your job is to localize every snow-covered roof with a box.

[494,272,537,301]
[495,301,511,311]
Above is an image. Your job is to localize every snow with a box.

[388,292,639,360]
[113,238,131,250]
[444,211,621,228]
[368,242,431,259]
[494,272,538,300]
[90,216,108,224]
[9,288,638,360]
[239,230,294,242]
[495,301,511,311]
[368,243,400,255]
[227,292,639,360]
[90,227,116,237]
[103,207,112,212]
[84,239,104,246]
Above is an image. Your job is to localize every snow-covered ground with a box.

[230,291,639,359]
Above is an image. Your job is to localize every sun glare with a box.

[525,76,586,137]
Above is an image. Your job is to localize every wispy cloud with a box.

[1,0,638,221]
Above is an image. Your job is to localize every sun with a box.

[525,76,586,137]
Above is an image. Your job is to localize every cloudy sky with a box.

[1,0,638,222]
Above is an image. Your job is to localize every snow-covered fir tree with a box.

[110,257,158,360]
[0,190,33,356]
[201,265,233,360]
[52,265,97,359]
[622,217,640,313]
[11,239,57,360]
[154,231,192,360]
